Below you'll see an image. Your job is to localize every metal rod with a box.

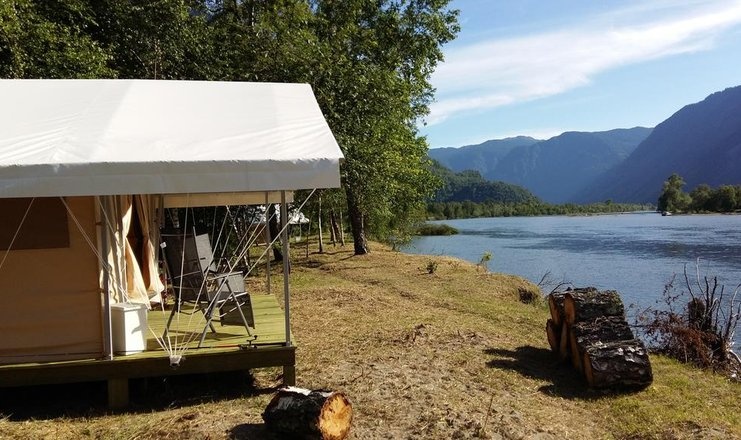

[281,191,291,346]
[265,192,271,295]
[99,197,114,360]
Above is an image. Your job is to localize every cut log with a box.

[559,322,570,361]
[583,340,653,389]
[548,292,567,327]
[263,387,353,440]
[563,288,624,326]
[546,319,560,352]
[569,316,635,373]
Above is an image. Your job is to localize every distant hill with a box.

[575,86,741,203]
[430,160,537,204]
[429,136,540,178]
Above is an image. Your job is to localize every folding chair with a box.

[161,231,255,347]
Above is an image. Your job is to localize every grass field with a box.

[0,241,738,439]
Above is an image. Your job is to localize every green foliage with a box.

[478,251,492,271]
[659,174,741,214]
[430,160,537,204]
[416,223,458,236]
[427,200,653,220]
[658,173,691,212]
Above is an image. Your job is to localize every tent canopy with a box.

[0,79,343,198]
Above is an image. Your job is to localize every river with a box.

[403,212,741,345]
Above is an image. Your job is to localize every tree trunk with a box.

[345,188,368,255]
[269,204,283,261]
[548,292,567,327]
[569,316,635,373]
[330,209,341,247]
[263,387,353,440]
[338,210,345,246]
[329,209,337,245]
[583,340,653,389]
[546,319,560,352]
[564,288,624,325]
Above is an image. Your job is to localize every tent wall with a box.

[0,197,103,363]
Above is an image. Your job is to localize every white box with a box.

[111,303,148,355]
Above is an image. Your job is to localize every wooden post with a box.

[283,365,296,386]
[108,378,129,409]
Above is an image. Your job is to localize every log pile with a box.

[546,287,653,389]
[263,387,353,440]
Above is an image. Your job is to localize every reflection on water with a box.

[403,213,741,345]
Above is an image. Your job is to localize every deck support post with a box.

[283,365,296,386]
[107,378,129,409]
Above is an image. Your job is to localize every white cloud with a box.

[427,0,741,125]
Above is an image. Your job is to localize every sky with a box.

[421,0,741,148]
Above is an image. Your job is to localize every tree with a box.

[310,0,459,254]
[657,174,690,213]
[689,184,712,212]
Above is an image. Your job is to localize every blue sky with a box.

[421,0,741,148]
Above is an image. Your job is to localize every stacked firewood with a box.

[547,287,653,389]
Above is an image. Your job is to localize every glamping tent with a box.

[0,79,343,367]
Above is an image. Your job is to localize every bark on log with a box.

[548,293,567,327]
[564,288,624,326]
[546,319,560,352]
[569,316,635,373]
[583,340,653,389]
[263,387,353,440]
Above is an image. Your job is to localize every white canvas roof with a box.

[0,79,343,198]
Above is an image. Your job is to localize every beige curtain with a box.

[102,195,149,306]
[135,195,164,303]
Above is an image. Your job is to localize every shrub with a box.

[635,261,741,376]
[416,223,459,236]
[426,260,438,274]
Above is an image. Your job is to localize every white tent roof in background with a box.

[0,79,343,198]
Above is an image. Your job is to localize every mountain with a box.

[429,136,540,178]
[429,128,651,203]
[430,160,537,204]
[489,127,652,203]
[576,86,741,203]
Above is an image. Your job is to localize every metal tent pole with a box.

[281,191,291,346]
[265,192,271,295]
[99,196,114,361]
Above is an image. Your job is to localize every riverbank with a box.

[0,242,739,439]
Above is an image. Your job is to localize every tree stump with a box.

[263,387,353,440]
[548,292,567,327]
[564,288,624,325]
[569,316,635,372]
[583,340,653,389]
[546,319,560,352]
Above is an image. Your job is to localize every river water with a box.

[403,212,741,344]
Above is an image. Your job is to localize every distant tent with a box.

[0,79,343,364]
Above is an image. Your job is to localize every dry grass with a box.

[0,241,739,439]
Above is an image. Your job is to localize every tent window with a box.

[0,198,69,250]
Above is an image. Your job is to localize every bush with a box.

[635,262,741,376]
[426,260,438,274]
[416,223,459,236]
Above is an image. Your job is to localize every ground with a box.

[0,242,739,439]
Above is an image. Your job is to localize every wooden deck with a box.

[0,293,295,407]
